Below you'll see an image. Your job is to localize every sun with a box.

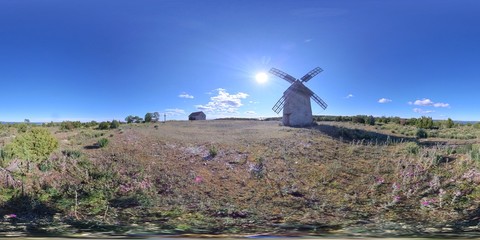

[255,72,268,83]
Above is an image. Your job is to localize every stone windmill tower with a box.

[270,67,328,127]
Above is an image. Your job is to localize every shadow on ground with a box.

[84,144,100,150]
[449,206,480,232]
[0,194,59,236]
[311,123,417,144]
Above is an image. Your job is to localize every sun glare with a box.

[255,72,268,83]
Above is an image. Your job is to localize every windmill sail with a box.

[272,95,286,113]
[311,92,328,110]
[269,68,296,84]
[300,67,323,83]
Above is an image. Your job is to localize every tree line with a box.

[313,115,469,129]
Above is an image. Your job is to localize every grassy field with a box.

[1,120,480,237]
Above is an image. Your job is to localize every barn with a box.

[188,111,206,120]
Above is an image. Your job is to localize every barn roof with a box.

[189,111,205,116]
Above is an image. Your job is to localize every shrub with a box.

[110,120,120,129]
[98,121,110,130]
[404,142,420,155]
[416,116,434,129]
[82,121,98,128]
[446,118,455,129]
[470,145,480,161]
[144,113,153,123]
[0,148,6,165]
[416,128,428,139]
[4,128,59,163]
[250,157,265,178]
[97,138,109,148]
[366,115,375,125]
[60,121,82,131]
[62,149,82,159]
[16,123,29,133]
[209,146,218,158]
[352,115,366,124]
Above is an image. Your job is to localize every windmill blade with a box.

[311,92,328,110]
[272,95,286,114]
[300,67,323,82]
[269,68,296,84]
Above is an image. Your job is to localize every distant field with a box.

[1,120,480,237]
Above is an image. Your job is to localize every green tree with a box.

[125,115,134,123]
[446,118,454,128]
[110,120,120,129]
[152,112,160,122]
[366,115,375,125]
[144,112,153,123]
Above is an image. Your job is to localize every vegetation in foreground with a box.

[1,118,480,237]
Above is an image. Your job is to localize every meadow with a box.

[1,119,480,237]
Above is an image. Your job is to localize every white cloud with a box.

[178,93,194,99]
[433,102,450,108]
[413,108,434,114]
[165,108,185,116]
[196,88,249,114]
[411,98,449,108]
[245,111,256,115]
[378,98,392,103]
[414,98,434,106]
[346,94,354,99]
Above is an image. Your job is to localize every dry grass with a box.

[1,120,480,235]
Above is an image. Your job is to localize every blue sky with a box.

[1,0,479,122]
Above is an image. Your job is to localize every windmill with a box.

[269,67,328,127]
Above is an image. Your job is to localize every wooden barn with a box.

[189,111,206,120]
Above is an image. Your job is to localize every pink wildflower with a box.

[376,177,385,185]
[195,176,203,183]
[5,214,16,219]
[421,198,435,207]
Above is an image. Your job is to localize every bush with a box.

[209,146,218,158]
[416,128,428,139]
[62,149,83,159]
[4,128,59,163]
[98,122,110,130]
[97,138,109,148]
[404,142,420,155]
[110,120,120,129]
[446,118,455,129]
[16,123,29,133]
[366,115,375,125]
[352,115,366,124]
[144,113,153,123]
[416,116,434,129]
[60,121,81,131]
